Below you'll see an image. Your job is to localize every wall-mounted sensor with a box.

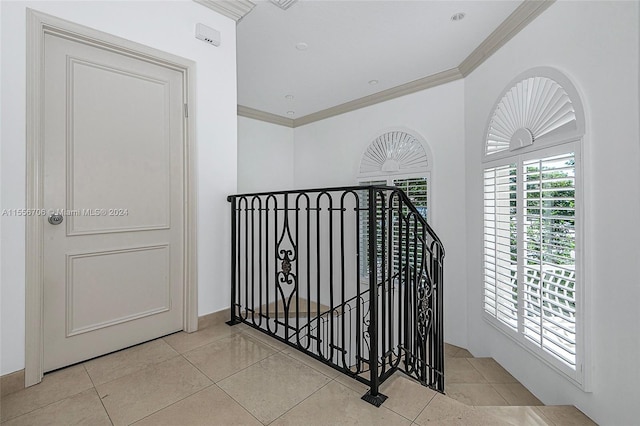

[196,23,220,46]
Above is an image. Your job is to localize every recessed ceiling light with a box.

[295,42,308,51]
[451,12,465,21]
[285,94,294,100]
[286,111,295,115]
[368,80,379,86]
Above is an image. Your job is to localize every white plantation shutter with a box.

[483,164,518,330]
[483,153,578,370]
[392,177,428,219]
[522,153,576,368]
[359,180,386,280]
[359,177,429,280]
[392,177,428,274]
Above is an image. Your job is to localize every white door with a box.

[42,32,185,372]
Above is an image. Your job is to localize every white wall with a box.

[293,80,468,346]
[0,1,238,375]
[464,2,640,425]
[238,117,294,193]
[0,2,4,382]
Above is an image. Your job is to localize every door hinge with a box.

[184,103,189,118]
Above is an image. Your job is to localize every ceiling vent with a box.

[269,0,297,10]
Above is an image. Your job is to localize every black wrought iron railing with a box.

[227,186,444,406]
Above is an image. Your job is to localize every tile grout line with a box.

[127,354,214,424]
[234,328,355,382]
[235,329,290,352]
[487,383,513,407]
[466,357,519,386]
[82,363,115,426]
[209,347,337,425]
[181,335,280,383]
[129,329,272,424]
[0,398,66,424]
[236,328,294,353]
[212,383,268,426]
[89,353,184,389]
[3,344,180,425]
[127,382,220,425]
[161,327,245,354]
[405,389,438,423]
[411,390,441,425]
[531,406,558,426]
[209,349,288,420]
[465,357,492,383]
[91,354,211,425]
[277,351,344,380]
[0,370,94,423]
[266,378,336,425]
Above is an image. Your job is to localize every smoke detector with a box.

[195,23,220,47]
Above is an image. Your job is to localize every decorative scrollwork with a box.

[281,258,291,276]
[275,198,298,314]
[416,270,434,340]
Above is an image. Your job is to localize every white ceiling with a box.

[237,0,524,120]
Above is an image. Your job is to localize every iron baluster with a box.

[226,185,445,405]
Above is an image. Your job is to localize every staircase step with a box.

[442,345,597,424]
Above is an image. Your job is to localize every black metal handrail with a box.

[227,185,445,406]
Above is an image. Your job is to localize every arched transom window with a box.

[358,130,431,220]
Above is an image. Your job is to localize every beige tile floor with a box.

[0,319,597,425]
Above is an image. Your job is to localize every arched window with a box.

[482,68,586,386]
[358,130,431,220]
[357,130,432,283]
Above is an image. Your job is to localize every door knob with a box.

[48,214,64,225]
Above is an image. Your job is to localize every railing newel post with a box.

[227,196,241,326]
[362,187,388,407]
[437,242,445,391]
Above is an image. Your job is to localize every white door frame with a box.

[25,8,198,387]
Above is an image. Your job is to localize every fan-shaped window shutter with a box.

[360,131,429,177]
[484,69,585,161]
[482,68,586,386]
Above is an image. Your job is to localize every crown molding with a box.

[458,0,555,76]
[294,68,463,127]
[238,68,462,128]
[193,0,256,22]
[238,0,555,128]
[238,105,295,127]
